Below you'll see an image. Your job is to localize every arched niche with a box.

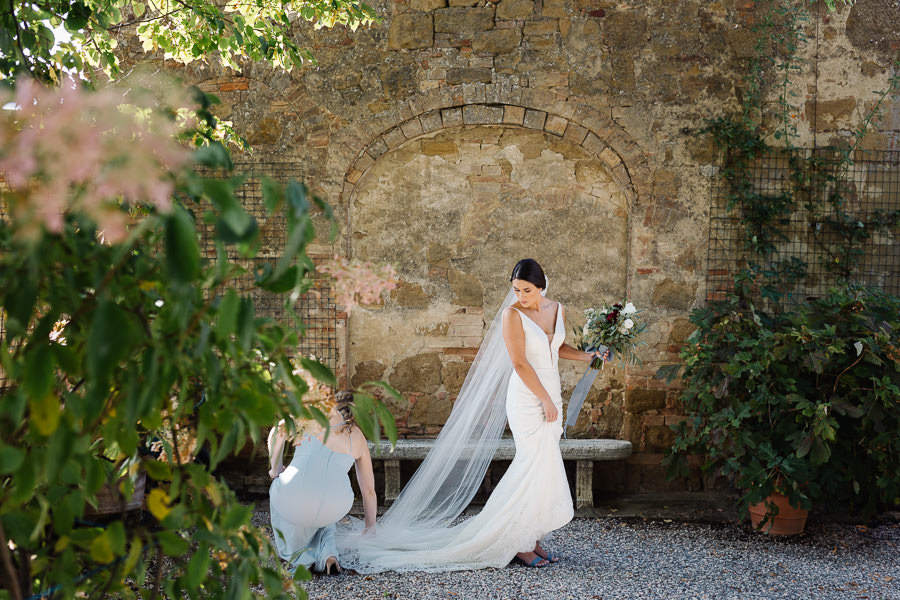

[344,121,632,433]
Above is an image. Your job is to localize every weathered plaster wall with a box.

[134,0,900,492]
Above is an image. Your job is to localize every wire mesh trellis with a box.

[195,160,342,372]
[707,149,900,307]
[0,161,342,389]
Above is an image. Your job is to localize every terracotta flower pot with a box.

[748,492,808,535]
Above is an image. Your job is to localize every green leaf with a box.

[23,343,54,401]
[350,394,376,442]
[261,177,283,213]
[0,444,26,474]
[221,503,251,531]
[64,2,91,31]
[186,547,211,588]
[216,289,240,341]
[165,207,201,284]
[298,357,336,387]
[274,215,313,278]
[142,458,172,481]
[156,530,189,556]
[29,392,61,437]
[237,297,255,352]
[86,300,140,386]
[90,529,115,564]
[4,274,37,337]
[374,402,397,443]
[256,264,300,293]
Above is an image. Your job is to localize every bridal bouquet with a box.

[573,300,647,369]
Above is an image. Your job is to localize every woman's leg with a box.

[533,540,560,562]
[309,523,339,573]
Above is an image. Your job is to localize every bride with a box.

[339,259,609,572]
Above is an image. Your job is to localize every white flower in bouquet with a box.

[573,299,648,369]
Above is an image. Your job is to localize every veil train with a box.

[337,287,518,571]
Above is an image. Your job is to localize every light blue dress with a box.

[269,436,356,573]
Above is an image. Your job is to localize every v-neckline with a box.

[516,302,559,341]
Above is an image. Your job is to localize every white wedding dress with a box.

[340,302,573,572]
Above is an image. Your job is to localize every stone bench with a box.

[367,438,633,510]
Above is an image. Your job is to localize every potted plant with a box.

[658,279,900,533]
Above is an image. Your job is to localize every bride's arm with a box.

[502,307,558,422]
[558,306,610,362]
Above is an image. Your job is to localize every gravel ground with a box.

[249,504,900,600]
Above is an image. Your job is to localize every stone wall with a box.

[139,0,900,493]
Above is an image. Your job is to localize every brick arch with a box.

[334,96,650,212]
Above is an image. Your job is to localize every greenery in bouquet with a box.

[574,300,648,369]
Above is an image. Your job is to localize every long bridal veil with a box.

[338,287,518,572]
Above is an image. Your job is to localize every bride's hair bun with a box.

[510,258,546,290]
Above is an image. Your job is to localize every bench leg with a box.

[576,460,594,509]
[384,459,400,507]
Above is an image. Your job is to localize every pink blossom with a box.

[0,77,190,243]
[318,256,398,313]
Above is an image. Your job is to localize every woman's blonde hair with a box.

[334,390,355,430]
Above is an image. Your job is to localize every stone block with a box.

[391,281,430,307]
[562,122,588,145]
[434,7,495,33]
[604,9,646,46]
[625,388,666,413]
[422,140,459,157]
[503,105,526,124]
[583,132,608,160]
[419,110,444,132]
[461,82,488,104]
[389,352,443,394]
[381,126,407,149]
[524,19,558,36]
[496,0,534,20]
[367,138,389,159]
[246,117,282,146]
[805,97,857,130]
[449,269,484,306]
[446,68,494,85]
[644,425,675,454]
[400,118,425,140]
[388,14,435,50]
[652,279,696,310]
[473,29,522,54]
[532,71,569,88]
[351,360,387,388]
[441,360,471,395]
[410,0,446,10]
[409,395,454,426]
[652,168,681,199]
[542,0,568,19]
[668,317,694,344]
[462,104,504,125]
[544,114,568,136]
[426,242,452,268]
[523,108,547,130]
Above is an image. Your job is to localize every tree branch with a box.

[0,517,23,600]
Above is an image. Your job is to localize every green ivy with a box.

[660,0,900,523]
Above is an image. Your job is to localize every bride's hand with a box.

[542,400,558,422]
[591,348,612,362]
